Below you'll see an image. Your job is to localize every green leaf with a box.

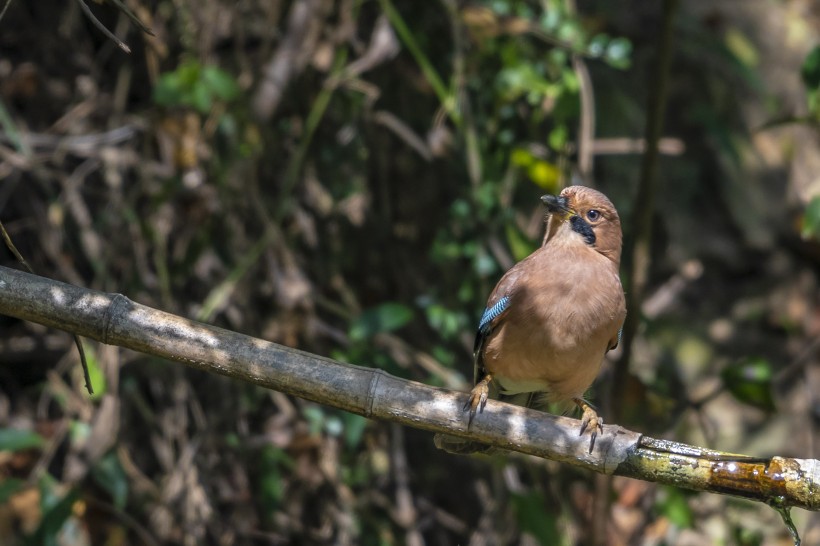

[724,28,759,68]
[548,124,568,151]
[68,421,91,447]
[511,491,561,545]
[657,487,694,528]
[257,446,293,512]
[349,303,414,342]
[91,453,129,510]
[510,147,534,167]
[802,195,820,239]
[324,415,343,437]
[473,248,496,276]
[343,413,368,449]
[526,159,561,190]
[152,68,187,107]
[202,66,240,101]
[605,37,632,69]
[588,33,609,58]
[800,45,820,90]
[302,405,326,436]
[152,61,240,112]
[0,478,25,503]
[505,224,537,262]
[190,83,213,113]
[721,357,776,412]
[0,428,45,451]
[424,304,466,339]
[27,485,79,546]
[82,343,106,401]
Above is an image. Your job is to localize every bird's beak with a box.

[541,194,572,217]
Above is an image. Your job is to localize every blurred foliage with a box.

[0,428,45,452]
[349,303,414,342]
[804,195,820,240]
[153,60,241,113]
[0,0,818,544]
[721,357,776,412]
[801,45,820,117]
[655,487,695,530]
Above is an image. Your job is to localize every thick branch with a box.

[0,264,817,511]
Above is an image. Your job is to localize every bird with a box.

[436,185,626,455]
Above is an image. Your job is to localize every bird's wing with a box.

[608,325,623,351]
[473,295,510,357]
[472,266,525,383]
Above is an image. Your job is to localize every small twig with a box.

[441,0,480,185]
[0,0,12,25]
[107,0,155,36]
[0,220,31,270]
[0,124,140,154]
[373,110,433,161]
[85,496,161,546]
[75,0,131,53]
[612,0,679,419]
[252,0,321,120]
[278,48,348,219]
[391,424,423,546]
[380,0,459,125]
[0,221,94,394]
[572,55,595,180]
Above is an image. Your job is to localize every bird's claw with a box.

[464,374,492,428]
[575,398,604,454]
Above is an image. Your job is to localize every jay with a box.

[437,185,626,454]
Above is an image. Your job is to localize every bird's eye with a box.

[586,209,601,222]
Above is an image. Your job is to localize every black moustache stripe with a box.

[570,215,596,245]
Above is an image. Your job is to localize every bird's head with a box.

[541,186,622,264]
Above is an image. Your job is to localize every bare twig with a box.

[0,265,818,517]
[75,0,131,53]
[590,137,684,156]
[373,111,433,161]
[612,0,679,419]
[0,124,141,154]
[572,55,595,181]
[441,0,481,185]
[107,0,155,36]
[73,0,154,53]
[0,0,12,26]
[252,0,323,121]
[1,222,94,394]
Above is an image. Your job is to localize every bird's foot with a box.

[574,398,604,454]
[464,374,493,428]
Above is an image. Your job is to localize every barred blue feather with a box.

[478,296,510,335]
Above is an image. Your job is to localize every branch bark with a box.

[0,264,818,513]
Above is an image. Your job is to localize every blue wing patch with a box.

[608,325,624,351]
[478,296,510,335]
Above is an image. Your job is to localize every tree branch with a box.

[613,0,679,419]
[0,264,818,514]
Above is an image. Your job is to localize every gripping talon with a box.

[465,374,493,428]
[574,398,604,454]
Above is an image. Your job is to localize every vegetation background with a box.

[1,0,819,544]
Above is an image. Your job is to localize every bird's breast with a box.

[483,247,625,401]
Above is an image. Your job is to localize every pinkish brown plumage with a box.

[442,185,626,454]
